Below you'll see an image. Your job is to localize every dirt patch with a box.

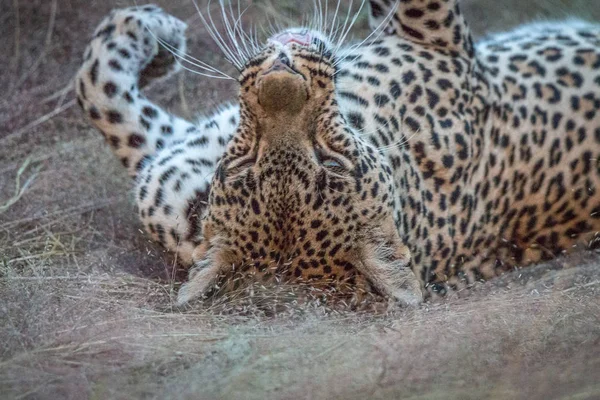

[1,1,600,399]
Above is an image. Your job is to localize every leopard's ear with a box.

[369,0,475,59]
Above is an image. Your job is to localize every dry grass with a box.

[1,0,600,399]
[1,256,599,399]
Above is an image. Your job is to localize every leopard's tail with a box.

[75,6,199,178]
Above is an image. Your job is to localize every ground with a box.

[1,0,600,399]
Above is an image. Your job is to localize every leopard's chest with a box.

[333,37,513,282]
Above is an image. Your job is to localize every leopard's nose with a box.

[271,59,287,71]
[270,59,290,72]
[263,53,298,77]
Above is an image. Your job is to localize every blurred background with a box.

[1,1,599,399]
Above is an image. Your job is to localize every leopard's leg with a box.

[75,6,238,265]
[368,0,475,58]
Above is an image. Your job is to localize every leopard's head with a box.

[178,28,413,304]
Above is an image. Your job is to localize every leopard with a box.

[75,1,600,307]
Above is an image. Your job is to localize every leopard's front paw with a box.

[390,286,423,307]
[176,262,222,306]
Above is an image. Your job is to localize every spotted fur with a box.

[75,2,600,306]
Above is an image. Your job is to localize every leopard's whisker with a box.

[220,0,248,66]
[259,17,275,39]
[323,0,329,35]
[331,0,354,52]
[226,0,258,64]
[328,0,343,43]
[303,12,315,36]
[333,0,367,56]
[333,1,399,69]
[323,0,328,34]
[330,19,349,49]
[202,0,242,68]
[134,0,236,78]
[195,0,242,69]
[246,23,261,56]
[237,9,262,58]
[192,0,244,70]
[236,10,260,57]
[224,0,244,60]
[355,119,392,136]
[316,0,324,35]
[376,133,418,152]
[170,57,235,79]
[150,34,235,80]
[312,0,319,33]
[312,4,321,35]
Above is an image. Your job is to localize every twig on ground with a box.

[0,157,42,215]
[1,99,76,145]
[0,197,123,230]
[39,81,74,105]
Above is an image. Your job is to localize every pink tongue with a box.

[270,31,311,46]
